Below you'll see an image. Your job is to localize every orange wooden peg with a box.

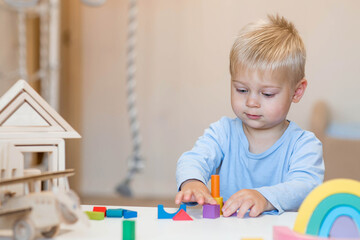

[211,175,220,198]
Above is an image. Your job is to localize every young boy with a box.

[175,14,324,218]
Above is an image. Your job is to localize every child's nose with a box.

[246,94,260,108]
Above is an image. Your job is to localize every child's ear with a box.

[292,79,307,103]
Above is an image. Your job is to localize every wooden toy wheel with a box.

[13,218,35,240]
[59,202,78,224]
[41,225,60,238]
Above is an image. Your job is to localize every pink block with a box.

[203,204,220,219]
[172,209,193,221]
[274,226,323,240]
[273,226,352,240]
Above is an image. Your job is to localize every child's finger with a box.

[194,192,205,205]
[204,193,217,205]
[237,201,253,218]
[249,204,262,217]
[222,199,239,217]
[183,190,194,202]
[224,207,238,217]
[222,201,229,214]
[175,191,184,204]
[222,196,236,211]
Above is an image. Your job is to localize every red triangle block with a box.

[172,209,193,221]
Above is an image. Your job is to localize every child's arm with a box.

[175,179,217,205]
[232,133,324,216]
[222,189,274,218]
[224,132,324,217]
[253,133,324,214]
[176,118,229,204]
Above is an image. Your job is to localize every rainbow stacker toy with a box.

[273,178,360,239]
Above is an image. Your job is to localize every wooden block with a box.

[214,196,223,215]
[203,204,220,219]
[211,175,220,198]
[273,226,324,240]
[107,208,124,218]
[123,220,135,240]
[123,210,137,219]
[157,204,186,219]
[172,209,192,221]
[84,211,104,220]
[93,206,107,217]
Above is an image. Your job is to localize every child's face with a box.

[231,68,299,131]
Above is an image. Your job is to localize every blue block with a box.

[123,210,138,219]
[157,204,187,219]
[318,206,360,237]
[106,208,124,218]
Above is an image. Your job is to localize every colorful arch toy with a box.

[157,204,186,219]
[274,178,360,239]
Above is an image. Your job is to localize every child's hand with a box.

[222,189,274,218]
[175,179,217,205]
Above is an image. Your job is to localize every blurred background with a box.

[0,0,359,206]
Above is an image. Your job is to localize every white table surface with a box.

[0,205,298,240]
[56,205,297,240]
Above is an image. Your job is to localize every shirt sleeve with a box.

[255,132,325,214]
[176,118,227,191]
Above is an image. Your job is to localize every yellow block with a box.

[293,178,360,233]
[214,196,223,215]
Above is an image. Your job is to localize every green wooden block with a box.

[123,220,135,240]
[85,211,105,220]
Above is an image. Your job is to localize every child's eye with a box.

[236,88,248,93]
[262,93,275,97]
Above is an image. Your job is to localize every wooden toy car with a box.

[0,169,87,240]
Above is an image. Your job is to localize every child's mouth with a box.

[246,113,261,120]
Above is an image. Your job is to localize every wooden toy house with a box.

[0,80,80,187]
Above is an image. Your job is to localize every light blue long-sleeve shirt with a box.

[176,117,324,214]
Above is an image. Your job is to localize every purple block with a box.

[203,204,220,219]
[330,215,360,238]
[230,211,237,217]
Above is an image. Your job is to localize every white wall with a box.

[80,0,360,197]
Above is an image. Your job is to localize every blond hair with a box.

[230,14,306,83]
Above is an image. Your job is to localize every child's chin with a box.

[242,121,265,130]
